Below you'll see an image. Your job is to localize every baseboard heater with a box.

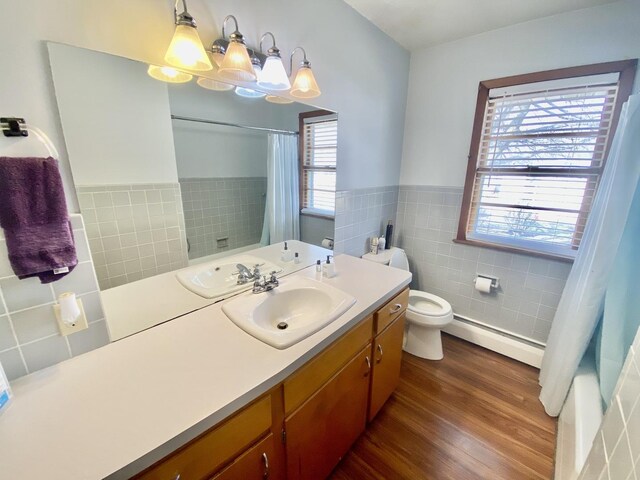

[443,313,546,368]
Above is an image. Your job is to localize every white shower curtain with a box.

[260,133,300,245]
[539,95,640,416]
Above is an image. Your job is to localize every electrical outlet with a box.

[53,299,89,336]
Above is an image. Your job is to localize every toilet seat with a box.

[407,290,452,320]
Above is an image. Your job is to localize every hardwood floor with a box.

[330,334,557,480]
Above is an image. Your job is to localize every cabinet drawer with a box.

[210,433,275,480]
[136,394,272,480]
[284,316,373,415]
[375,288,409,334]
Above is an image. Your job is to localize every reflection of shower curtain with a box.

[260,133,300,245]
[539,95,640,416]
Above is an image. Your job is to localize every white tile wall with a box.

[579,328,640,480]
[77,183,189,289]
[396,185,571,344]
[333,185,399,257]
[0,215,109,381]
[179,177,266,259]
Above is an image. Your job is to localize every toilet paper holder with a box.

[475,274,500,290]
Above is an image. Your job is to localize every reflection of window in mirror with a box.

[299,110,337,218]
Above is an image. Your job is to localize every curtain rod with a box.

[171,115,298,135]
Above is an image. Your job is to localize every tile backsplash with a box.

[77,183,189,289]
[578,328,640,480]
[396,185,571,344]
[0,214,109,381]
[333,185,399,257]
[179,177,266,260]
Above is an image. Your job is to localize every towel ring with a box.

[1,118,60,159]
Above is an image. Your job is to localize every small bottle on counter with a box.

[294,252,300,264]
[378,236,386,251]
[323,255,335,278]
[370,236,379,255]
[385,221,393,249]
[315,259,322,279]
[281,241,294,262]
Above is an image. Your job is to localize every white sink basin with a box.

[222,277,356,349]
[176,255,283,299]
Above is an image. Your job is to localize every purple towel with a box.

[0,156,77,283]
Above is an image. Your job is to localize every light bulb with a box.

[218,41,256,82]
[197,77,234,91]
[265,95,294,104]
[235,87,266,98]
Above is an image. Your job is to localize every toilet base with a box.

[403,323,444,360]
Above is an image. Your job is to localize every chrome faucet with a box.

[252,271,279,294]
[236,263,260,285]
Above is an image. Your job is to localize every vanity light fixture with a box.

[289,47,321,99]
[147,64,193,83]
[235,57,266,98]
[164,0,213,72]
[265,95,294,104]
[197,76,234,91]
[217,15,256,82]
[257,33,291,91]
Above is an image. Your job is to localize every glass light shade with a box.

[265,94,294,104]
[235,87,266,98]
[257,56,291,90]
[211,51,225,67]
[218,41,256,82]
[290,65,321,98]
[147,65,193,83]
[196,76,234,91]
[164,24,213,71]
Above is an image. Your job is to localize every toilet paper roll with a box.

[474,277,493,293]
[321,238,334,249]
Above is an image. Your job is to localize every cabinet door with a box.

[285,345,372,480]
[368,314,405,422]
[211,433,275,480]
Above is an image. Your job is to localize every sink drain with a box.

[277,322,288,330]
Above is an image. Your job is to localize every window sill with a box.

[453,238,575,263]
[300,208,335,220]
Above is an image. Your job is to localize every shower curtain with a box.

[539,95,640,416]
[260,133,300,245]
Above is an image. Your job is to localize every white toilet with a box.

[362,247,454,360]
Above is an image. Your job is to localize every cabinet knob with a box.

[262,452,270,479]
[390,303,402,314]
[364,356,371,376]
[376,344,384,364]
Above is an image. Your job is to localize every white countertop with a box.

[103,240,332,341]
[0,254,411,480]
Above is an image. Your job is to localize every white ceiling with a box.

[343,0,617,50]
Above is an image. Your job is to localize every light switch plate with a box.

[53,299,89,336]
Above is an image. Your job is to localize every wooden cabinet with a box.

[135,394,273,480]
[132,287,409,480]
[368,313,406,421]
[284,346,372,480]
[210,433,275,480]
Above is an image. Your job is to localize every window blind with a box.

[301,116,337,215]
[466,77,620,256]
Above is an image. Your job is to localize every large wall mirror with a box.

[47,43,336,291]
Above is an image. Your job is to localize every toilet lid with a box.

[408,290,452,318]
[389,248,409,271]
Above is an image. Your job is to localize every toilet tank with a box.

[362,247,409,271]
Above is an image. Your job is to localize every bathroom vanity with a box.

[0,255,411,479]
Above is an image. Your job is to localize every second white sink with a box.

[222,277,356,349]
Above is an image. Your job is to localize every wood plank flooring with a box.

[330,334,557,480]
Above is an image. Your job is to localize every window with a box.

[457,60,636,260]
[299,110,337,217]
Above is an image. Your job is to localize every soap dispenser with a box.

[281,241,294,262]
[322,255,335,278]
